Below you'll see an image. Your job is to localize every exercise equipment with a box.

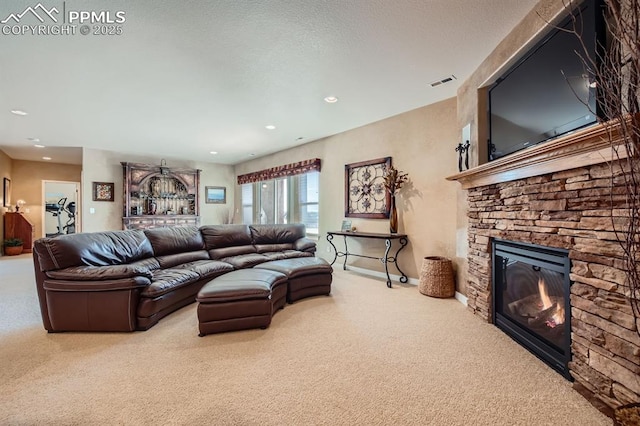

[45,197,76,237]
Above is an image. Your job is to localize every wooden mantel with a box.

[446,119,631,189]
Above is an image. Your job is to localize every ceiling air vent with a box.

[429,75,457,88]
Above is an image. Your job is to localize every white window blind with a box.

[241,183,253,224]
[298,171,319,235]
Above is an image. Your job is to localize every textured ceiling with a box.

[0,0,538,165]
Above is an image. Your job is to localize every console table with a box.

[326,231,408,288]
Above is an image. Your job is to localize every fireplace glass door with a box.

[492,240,572,379]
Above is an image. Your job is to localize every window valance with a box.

[237,158,321,185]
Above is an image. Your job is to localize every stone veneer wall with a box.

[465,160,640,415]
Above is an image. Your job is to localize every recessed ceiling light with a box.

[28,137,40,142]
[324,96,338,103]
[42,156,52,160]
[295,137,304,141]
[34,144,45,148]
[249,153,256,157]
[265,125,276,130]
[209,151,218,155]
[11,110,28,116]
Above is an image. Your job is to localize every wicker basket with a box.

[614,403,640,426]
[419,256,455,298]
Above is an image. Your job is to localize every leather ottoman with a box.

[197,269,288,336]
[254,257,333,303]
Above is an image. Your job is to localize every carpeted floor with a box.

[1,254,611,425]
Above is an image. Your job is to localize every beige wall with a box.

[234,98,459,283]
[11,160,82,240]
[0,149,13,249]
[457,0,570,168]
[82,148,235,232]
[453,0,572,295]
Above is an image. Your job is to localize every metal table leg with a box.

[342,235,348,271]
[326,233,338,265]
[395,237,409,283]
[383,238,392,287]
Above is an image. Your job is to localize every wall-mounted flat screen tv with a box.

[488,0,606,161]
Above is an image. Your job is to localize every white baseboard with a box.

[338,265,469,307]
[342,265,419,285]
[455,291,468,306]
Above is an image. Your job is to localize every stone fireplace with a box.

[448,121,640,417]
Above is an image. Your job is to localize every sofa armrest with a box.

[43,276,151,292]
[293,237,316,252]
[45,265,153,281]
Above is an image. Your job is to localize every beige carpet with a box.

[0,254,611,425]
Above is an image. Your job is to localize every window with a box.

[241,184,253,224]
[258,178,288,224]
[240,171,319,236]
[296,171,319,235]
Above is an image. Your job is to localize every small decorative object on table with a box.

[3,238,24,256]
[382,163,409,233]
[419,256,455,298]
[341,220,352,232]
[15,199,26,212]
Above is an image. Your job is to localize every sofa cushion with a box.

[261,250,313,261]
[254,243,294,254]
[254,257,333,278]
[142,269,201,298]
[45,260,158,281]
[43,276,151,292]
[249,224,306,244]
[201,225,258,260]
[171,260,234,279]
[155,250,210,269]
[34,230,154,272]
[260,252,286,261]
[293,238,316,253]
[197,269,287,303]
[201,224,252,248]
[208,245,257,260]
[219,253,270,269]
[144,226,204,256]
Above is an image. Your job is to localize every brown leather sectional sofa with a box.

[32,224,330,333]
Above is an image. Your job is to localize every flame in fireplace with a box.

[538,277,565,327]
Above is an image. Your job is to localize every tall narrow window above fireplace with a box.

[492,239,572,379]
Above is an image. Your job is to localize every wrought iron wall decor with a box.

[345,157,391,219]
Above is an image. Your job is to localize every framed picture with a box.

[92,182,114,202]
[341,220,352,232]
[205,186,226,204]
[3,177,11,207]
[345,157,391,218]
